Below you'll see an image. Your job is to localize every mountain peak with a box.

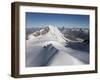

[28,25,68,45]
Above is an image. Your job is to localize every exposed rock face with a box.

[40,27,50,35]
[32,31,40,37]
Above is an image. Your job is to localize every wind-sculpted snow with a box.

[26,43,59,67]
[26,25,89,67]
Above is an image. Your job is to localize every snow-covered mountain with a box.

[26,25,89,67]
[28,25,71,45]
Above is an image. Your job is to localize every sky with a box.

[26,12,89,28]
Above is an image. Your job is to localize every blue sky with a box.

[26,12,89,28]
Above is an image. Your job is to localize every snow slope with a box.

[26,25,89,67]
[28,25,71,44]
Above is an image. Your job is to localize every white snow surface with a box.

[28,25,70,44]
[26,25,89,67]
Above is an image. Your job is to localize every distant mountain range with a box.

[26,25,89,42]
